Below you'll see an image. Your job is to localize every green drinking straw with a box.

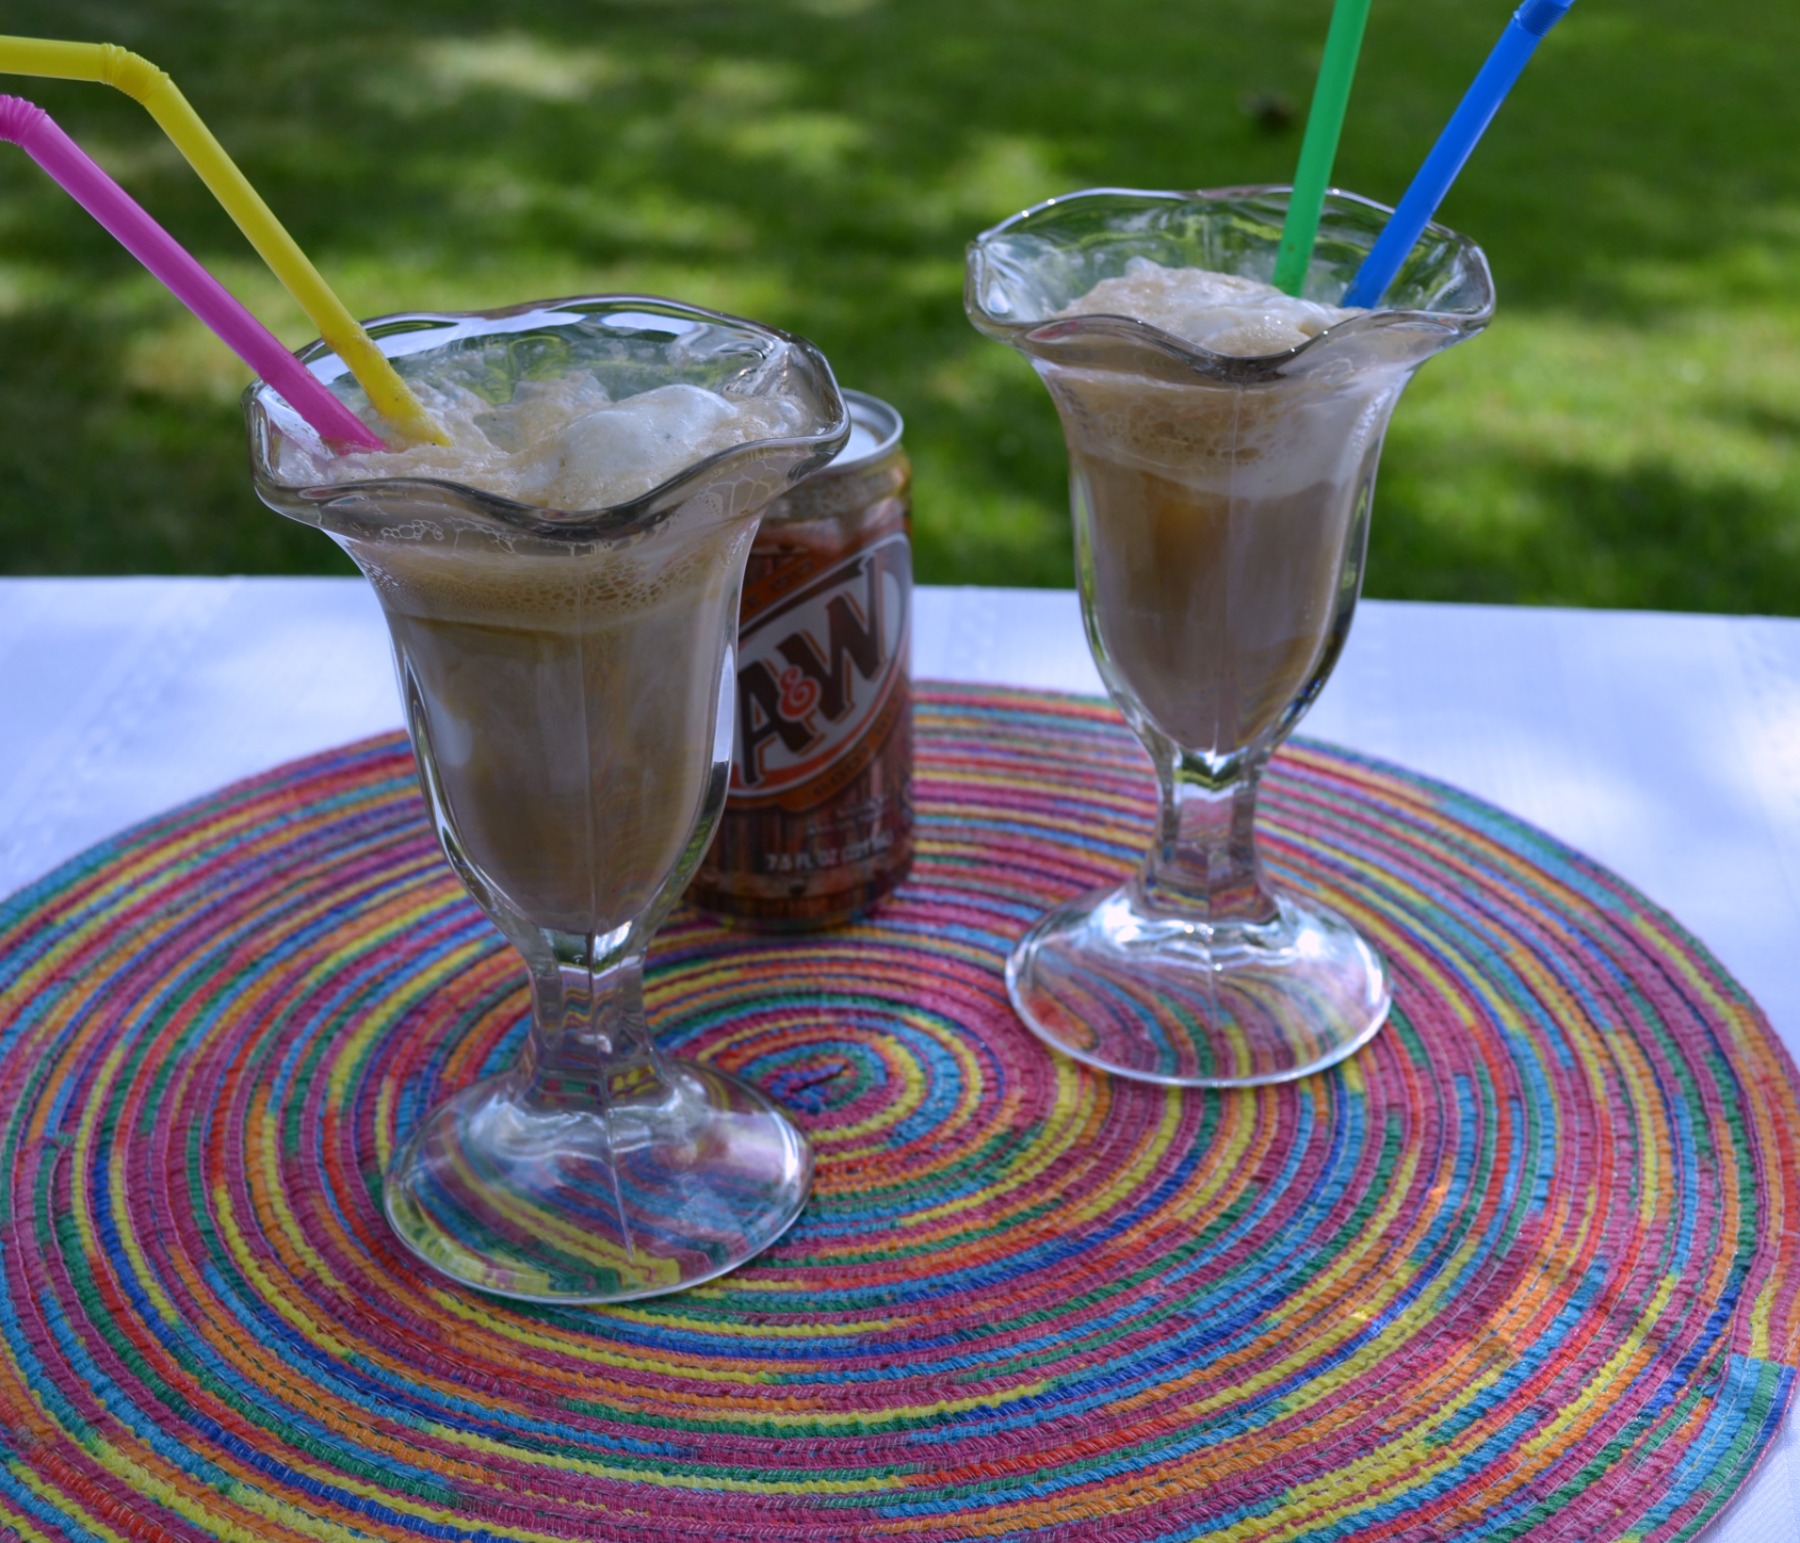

[1272,0,1377,297]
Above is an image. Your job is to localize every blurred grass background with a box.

[0,0,1793,609]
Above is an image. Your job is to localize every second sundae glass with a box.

[251,297,848,1301]
[967,188,1493,1086]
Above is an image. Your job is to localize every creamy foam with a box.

[346,495,752,632]
[1044,364,1390,505]
[1045,263,1387,504]
[281,372,809,512]
[1059,259,1359,357]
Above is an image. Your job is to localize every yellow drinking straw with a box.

[0,36,447,445]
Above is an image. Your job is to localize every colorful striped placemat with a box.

[1,686,1795,1542]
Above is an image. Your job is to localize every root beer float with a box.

[252,297,850,1302]
[966,185,1493,1086]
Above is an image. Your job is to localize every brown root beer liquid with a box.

[688,391,913,928]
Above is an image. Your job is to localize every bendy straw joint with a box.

[96,43,169,100]
[0,91,44,144]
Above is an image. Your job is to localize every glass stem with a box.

[514,926,670,1112]
[1136,747,1280,928]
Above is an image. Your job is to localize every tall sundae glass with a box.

[967,187,1493,1086]
[250,297,848,1301]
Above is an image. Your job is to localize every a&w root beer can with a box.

[689,391,913,928]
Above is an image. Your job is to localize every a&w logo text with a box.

[733,532,910,797]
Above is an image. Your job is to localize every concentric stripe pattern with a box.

[0,685,1795,1542]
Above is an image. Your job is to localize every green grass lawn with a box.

[0,0,1795,610]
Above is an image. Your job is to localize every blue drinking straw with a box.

[1343,0,1579,308]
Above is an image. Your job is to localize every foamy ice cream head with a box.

[253,297,846,519]
[1058,258,1362,358]
[965,202,1429,500]
[966,188,1495,429]
[1037,261,1388,501]
[280,375,811,512]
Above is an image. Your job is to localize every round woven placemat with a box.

[1,686,1796,1543]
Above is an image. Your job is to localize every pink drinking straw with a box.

[0,94,385,450]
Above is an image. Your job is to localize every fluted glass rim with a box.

[965,185,1495,383]
[247,294,850,542]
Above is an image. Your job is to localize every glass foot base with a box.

[384,1061,812,1303]
[1006,883,1390,1087]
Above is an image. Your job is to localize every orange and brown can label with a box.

[689,391,913,929]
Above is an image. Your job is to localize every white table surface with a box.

[2,576,1798,1537]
